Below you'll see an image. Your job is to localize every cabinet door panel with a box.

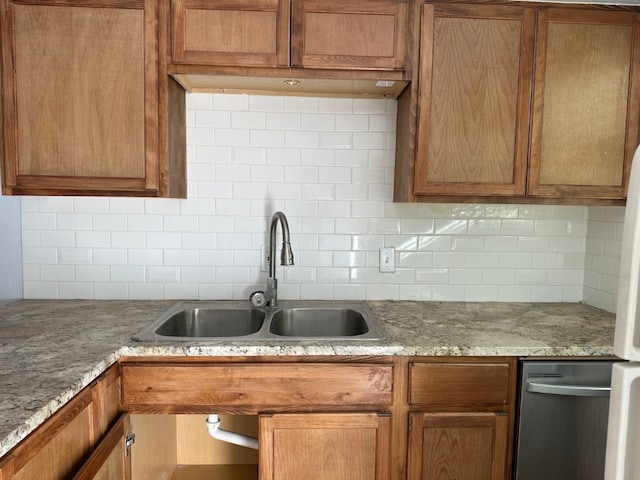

[172,0,290,67]
[414,4,534,197]
[0,389,94,480]
[0,0,170,196]
[71,414,131,480]
[528,9,640,199]
[291,0,408,70]
[408,412,509,480]
[260,413,390,480]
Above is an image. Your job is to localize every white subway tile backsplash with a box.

[146,266,180,283]
[94,283,128,300]
[284,97,319,113]
[59,247,92,264]
[60,282,94,299]
[501,219,534,236]
[250,130,285,148]
[42,231,75,248]
[354,132,387,150]
[336,114,369,132]
[22,247,57,265]
[74,197,110,214]
[93,249,127,266]
[286,131,319,148]
[353,99,387,114]
[22,213,56,230]
[41,265,74,282]
[319,98,353,113]
[249,95,284,112]
[267,113,301,131]
[468,219,501,236]
[127,215,163,232]
[76,265,109,282]
[319,132,352,149]
[196,110,231,128]
[335,184,368,201]
[19,93,619,305]
[435,219,468,235]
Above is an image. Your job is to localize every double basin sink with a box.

[132,300,384,342]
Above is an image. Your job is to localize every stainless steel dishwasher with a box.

[515,360,620,480]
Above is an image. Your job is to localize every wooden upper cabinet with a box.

[528,9,640,200]
[171,0,408,71]
[291,0,408,70]
[0,0,186,197]
[413,4,535,198]
[171,0,291,67]
[398,3,640,204]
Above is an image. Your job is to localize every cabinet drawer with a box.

[409,362,511,406]
[122,363,393,413]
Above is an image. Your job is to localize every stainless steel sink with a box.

[132,301,383,342]
[154,308,265,337]
[269,308,369,337]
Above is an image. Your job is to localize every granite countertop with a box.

[0,299,616,458]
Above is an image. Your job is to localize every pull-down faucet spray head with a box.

[269,211,294,277]
[250,211,294,308]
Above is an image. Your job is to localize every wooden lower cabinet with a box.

[260,412,391,480]
[0,364,122,480]
[72,415,132,480]
[408,412,509,480]
[404,358,517,480]
[0,357,518,480]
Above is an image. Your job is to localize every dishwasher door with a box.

[515,360,618,480]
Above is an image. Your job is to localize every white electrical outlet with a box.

[260,245,270,272]
[379,247,395,273]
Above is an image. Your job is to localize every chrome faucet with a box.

[250,211,294,307]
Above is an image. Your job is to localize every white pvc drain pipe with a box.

[205,414,259,450]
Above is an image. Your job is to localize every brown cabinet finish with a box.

[405,358,517,480]
[409,361,511,407]
[71,415,131,480]
[528,9,640,200]
[291,0,408,71]
[170,0,408,72]
[413,4,534,198]
[0,0,186,197]
[121,362,394,413]
[260,412,391,480]
[396,2,640,204]
[171,0,290,67]
[408,412,509,480]
[0,364,122,480]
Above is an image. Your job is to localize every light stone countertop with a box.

[0,299,616,458]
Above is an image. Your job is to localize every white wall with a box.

[0,194,22,303]
[19,93,592,303]
[584,206,625,312]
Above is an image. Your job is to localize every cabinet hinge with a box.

[125,432,136,456]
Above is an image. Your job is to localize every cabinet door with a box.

[291,0,408,70]
[71,415,131,480]
[0,0,182,196]
[0,389,94,480]
[259,412,391,480]
[171,0,290,67]
[413,4,535,198]
[528,9,640,200]
[408,412,509,480]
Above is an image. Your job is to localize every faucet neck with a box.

[269,211,293,278]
